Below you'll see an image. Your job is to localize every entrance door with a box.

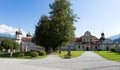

[86,47,89,51]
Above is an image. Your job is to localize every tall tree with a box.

[35,15,51,53]
[49,0,76,52]
[34,0,77,53]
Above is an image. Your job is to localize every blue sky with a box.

[0,0,120,38]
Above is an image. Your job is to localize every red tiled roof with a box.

[93,36,99,43]
[75,36,99,43]
[75,36,82,42]
[22,38,32,42]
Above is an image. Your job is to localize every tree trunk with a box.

[59,46,61,54]
[45,47,49,54]
[52,47,58,52]
[67,46,71,56]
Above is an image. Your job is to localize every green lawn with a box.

[57,51,84,58]
[0,52,47,59]
[94,51,120,62]
[0,51,84,59]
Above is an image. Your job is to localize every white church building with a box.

[15,29,44,52]
[62,31,118,51]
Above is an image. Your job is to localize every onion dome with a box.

[26,33,32,37]
[101,33,104,36]
[99,32,105,42]
[16,30,22,35]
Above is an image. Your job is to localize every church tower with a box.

[26,32,32,38]
[99,32,105,42]
[15,29,22,44]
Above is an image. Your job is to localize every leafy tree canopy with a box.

[34,0,77,53]
[1,38,13,50]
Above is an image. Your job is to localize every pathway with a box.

[0,51,120,70]
[24,51,120,70]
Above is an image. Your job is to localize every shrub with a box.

[110,48,116,52]
[30,52,38,57]
[38,51,46,56]
[19,53,24,57]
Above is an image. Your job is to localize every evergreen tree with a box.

[35,15,52,53]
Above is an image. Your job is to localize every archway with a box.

[86,47,89,51]
[106,47,109,51]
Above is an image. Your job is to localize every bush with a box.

[38,51,46,56]
[30,52,38,57]
[110,48,116,52]
[19,53,24,57]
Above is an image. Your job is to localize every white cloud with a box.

[0,24,26,36]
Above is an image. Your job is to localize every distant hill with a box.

[0,36,14,43]
[0,33,14,38]
[109,34,120,44]
[109,34,120,40]
[0,33,15,43]
[113,38,120,44]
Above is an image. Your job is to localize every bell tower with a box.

[100,32,105,42]
[15,28,22,44]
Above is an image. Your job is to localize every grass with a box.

[94,51,120,62]
[57,51,84,58]
[0,52,47,59]
[0,51,84,59]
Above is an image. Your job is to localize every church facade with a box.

[15,29,44,52]
[15,29,117,51]
[75,31,116,51]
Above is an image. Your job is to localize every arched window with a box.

[87,38,89,42]
[90,39,92,42]
[78,46,80,49]
[83,39,85,42]
[82,46,84,49]
[106,47,109,50]
[95,46,97,49]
